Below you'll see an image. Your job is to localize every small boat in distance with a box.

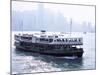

[14,30,84,57]
[83,32,87,34]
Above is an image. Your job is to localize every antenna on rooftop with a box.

[70,18,72,36]
[21,19,23,34]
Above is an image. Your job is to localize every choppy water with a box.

[12,32,96,74]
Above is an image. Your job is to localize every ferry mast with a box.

[70,18,72,36]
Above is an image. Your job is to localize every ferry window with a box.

[55,36,58,38]
[75,39,77,41]
[22,37,32,40]
[45,39,48,41]
[77,39,81,42]
[69,39,72,42]
[59,39,61,42]
[28,37,32,40]
[57,39,61,42]
[15,35,19,39]
[40,38,49,42]
[40,38,45,41]
[22,37,25,39]
[36,38,39,40]
[41,30,46,32]
[62,39,64,42]
[41,36,45,37]
[66,39,68,42]
[57,39,59,42]
[70,39,72,42]
[79,39,81,42]
[49,39,53,42]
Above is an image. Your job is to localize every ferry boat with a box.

[14,30,84,57]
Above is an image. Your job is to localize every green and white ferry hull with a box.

[14,31,84,57]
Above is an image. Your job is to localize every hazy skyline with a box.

[12,1,95,25]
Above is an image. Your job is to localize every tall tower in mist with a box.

[36,3,45,30]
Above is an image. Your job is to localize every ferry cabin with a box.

[14,33,83,57]
[14,33,83,47]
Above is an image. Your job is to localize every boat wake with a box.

[54,56,78,59]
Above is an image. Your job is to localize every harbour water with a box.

[12,32,96,74]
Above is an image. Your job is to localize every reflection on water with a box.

[12,32,96,74]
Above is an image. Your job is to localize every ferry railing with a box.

[51,38,83,45]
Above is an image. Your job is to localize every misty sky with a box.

[12,1,95,25]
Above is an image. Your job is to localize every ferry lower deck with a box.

[15,41,84,57]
